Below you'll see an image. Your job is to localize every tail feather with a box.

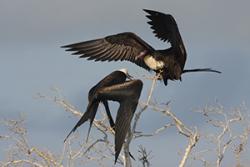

[161,70,168,86]
[102,100,115,128]
[86,101,99,142]
[64,101,99,142]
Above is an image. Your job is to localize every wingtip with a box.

[61,44,72,48]
[63,130,74,143]
[143,9,162,15]
[114,151,135,164]
[63,137,68,143]
[61,45,77,51]
[143,8,152,13]
[85,124,92,143]
[114,153,119,164]
[143,9,154,16]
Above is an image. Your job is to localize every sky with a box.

[0,0,250,166]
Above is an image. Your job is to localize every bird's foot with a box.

[156,71,163,80]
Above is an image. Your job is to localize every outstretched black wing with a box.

[144,9,182,46]
[62,32,155,71]
[144,9,187,68]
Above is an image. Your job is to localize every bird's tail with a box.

[102,100,115,128]
[183,68,221,74]
[161,70,168,86]
[64,101,99,143]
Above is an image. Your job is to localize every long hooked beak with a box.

[183,68,221,74]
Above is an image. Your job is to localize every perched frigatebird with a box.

[64,69,132,142]
[62,9,221,85]
[64,69,143,163]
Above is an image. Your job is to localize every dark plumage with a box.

[62,9,221,85]
[101,79,143,163]
[64,69,143,163]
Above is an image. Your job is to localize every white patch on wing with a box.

[144,55,164,70]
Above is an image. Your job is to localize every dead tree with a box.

[0,76,249,167]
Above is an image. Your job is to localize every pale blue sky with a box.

[1,0,250,166]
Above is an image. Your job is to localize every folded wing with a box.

[97,80,143,163]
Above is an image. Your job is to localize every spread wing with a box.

[143,9,183,47]
[144,9,187,68]
[62,32,155,71]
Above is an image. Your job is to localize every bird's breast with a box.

[144,55,164,70]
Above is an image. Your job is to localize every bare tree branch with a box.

[191,104,250,167]
[138,145,152,167]
[2,78,249,167]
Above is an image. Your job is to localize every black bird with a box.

[64,68,132,142]
[64,69,143,163]
[62,9,221,85]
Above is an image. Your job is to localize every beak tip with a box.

[127,73,133,80]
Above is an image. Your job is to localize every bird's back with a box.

[88,71,126,100]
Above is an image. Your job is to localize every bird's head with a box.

[118,68,133,80]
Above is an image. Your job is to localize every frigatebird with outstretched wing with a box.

[62,9,220,85]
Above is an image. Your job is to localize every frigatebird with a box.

[64,69,143,163]
[64,69,132,142]
[62,9,221,85]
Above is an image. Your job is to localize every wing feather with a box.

[101,49,118,61]
[95,48,114,61]
[62,32,154,70]
[143,9,182,47]
[119,47,128,61]
[144,9,187,67]
[65,39,103,51]
[75,45,105,56]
